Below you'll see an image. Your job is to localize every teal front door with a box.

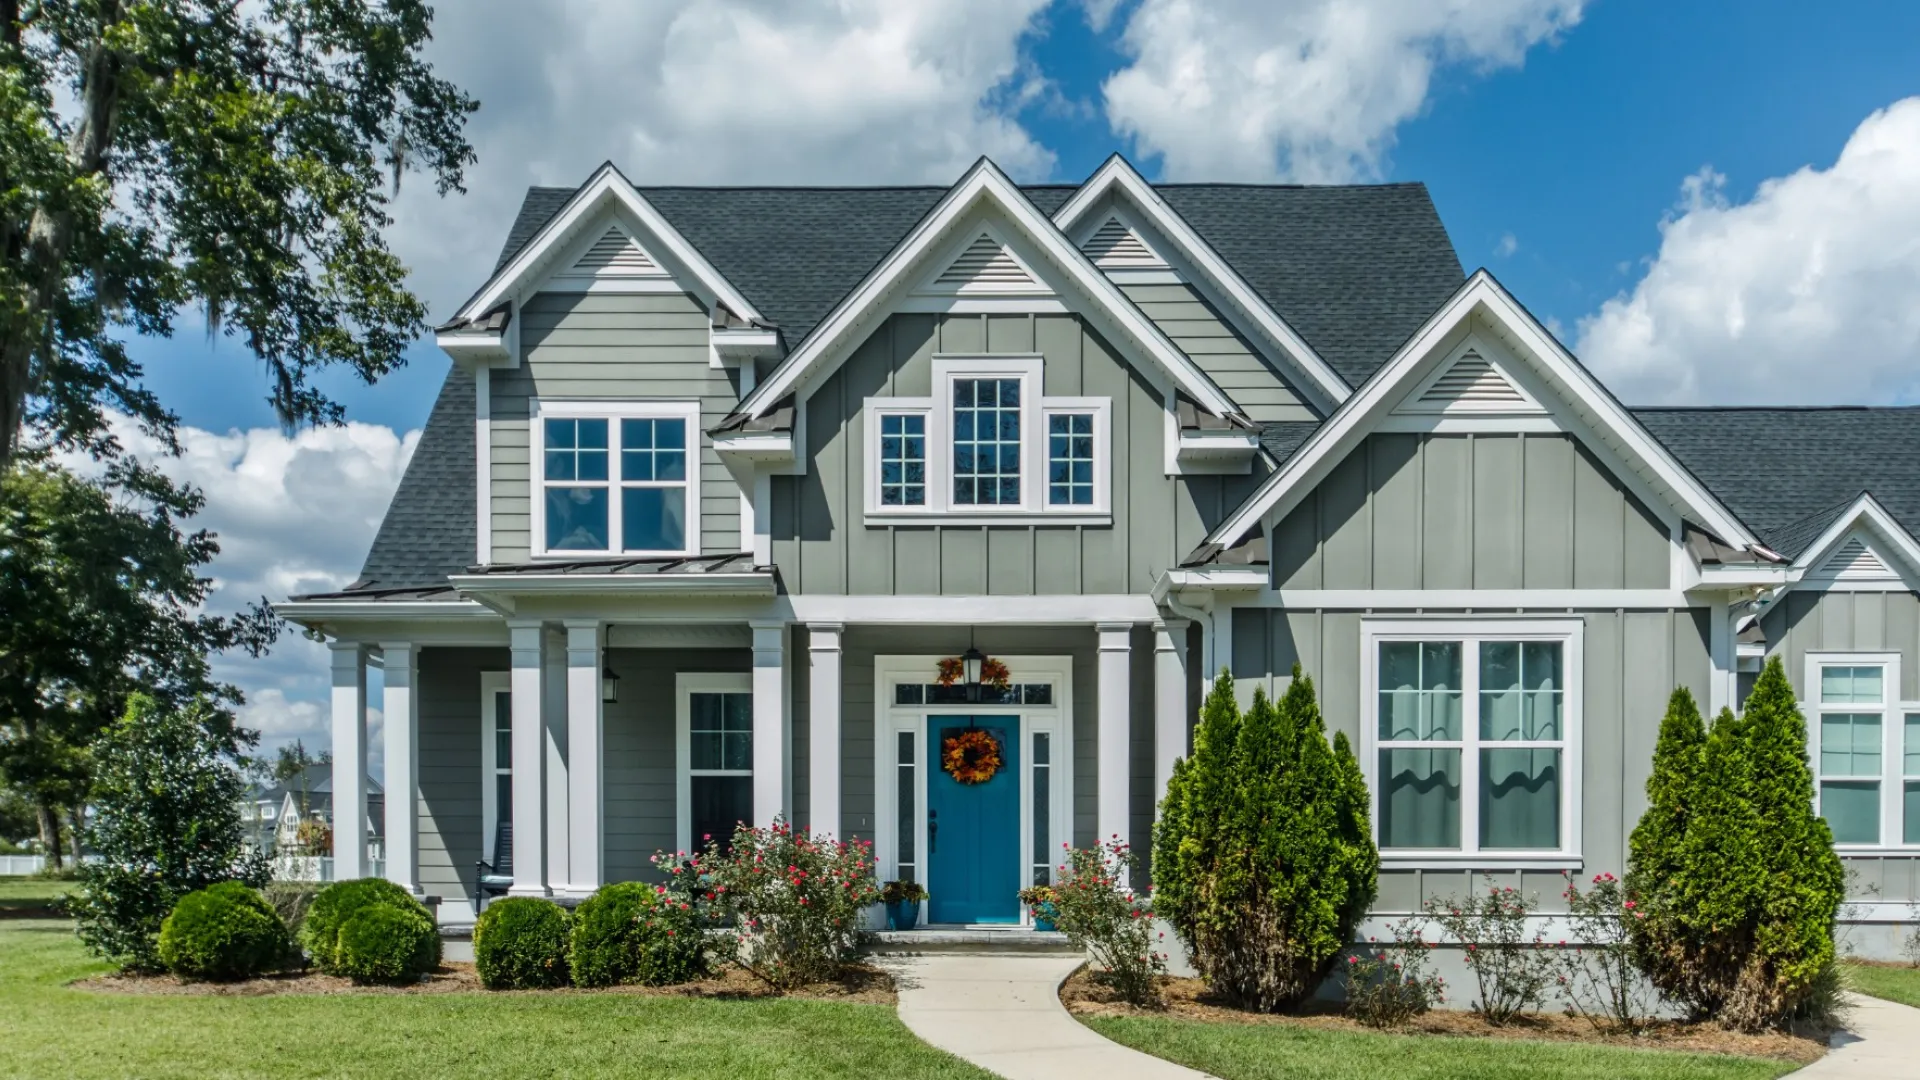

[927,720,1020,924]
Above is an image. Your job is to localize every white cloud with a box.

[1099,0,1583,181]
[1495,232,1518,258]
[1576,97,1920,405]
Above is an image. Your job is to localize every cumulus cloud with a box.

[1100,0,1583,181]
[1495,232,1519,258]
[1576,97,1920,405]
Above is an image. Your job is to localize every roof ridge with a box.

[1630,404,1920,412]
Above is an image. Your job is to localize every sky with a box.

[115,0,1920,774]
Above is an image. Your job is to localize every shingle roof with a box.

[1632,406,1920,558]
[344,367,477,593]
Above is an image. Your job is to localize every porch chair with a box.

[475,821,513,912]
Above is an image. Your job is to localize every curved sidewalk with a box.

[1793,992,1920,1078]
[875,953,1210,1080]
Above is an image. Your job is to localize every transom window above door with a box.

[532,401,701,557]
[864,355,1110,523]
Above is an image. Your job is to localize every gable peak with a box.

[919,230,1049,294]
[1081,214,1167,269]
[1394,344,1543,415]
[564,225,665,279]
[1813,531,1898,580]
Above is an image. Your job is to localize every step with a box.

[863,927,1083,956]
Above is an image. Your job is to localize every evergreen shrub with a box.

[474,896,571,989]
[334,904,440,984]
[156,881,292,981]
[302,878,437,973]
[1152,667,1379,1011]
[568,881,707,988]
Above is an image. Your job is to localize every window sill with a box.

[1833,846,1920,857]
[863,512,1111,528]
[1380,853,1583,872]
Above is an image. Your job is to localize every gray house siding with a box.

[1272,433,1672,591]
[417,647,497,906]
[489,291,740,563]
[771,311,1262,596]
[1230,606,1711,913]
[1120,283,1317,424]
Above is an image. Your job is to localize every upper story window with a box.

[1809,655,1919,849]
[864,355,1110,523]
[533,401,701,557]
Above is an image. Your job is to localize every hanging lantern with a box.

[601,665,620,703]
[961,646,985,688]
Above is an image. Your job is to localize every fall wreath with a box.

[941,729,1004,785]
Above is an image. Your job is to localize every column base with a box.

[506,884,552,898]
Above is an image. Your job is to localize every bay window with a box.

[533,401,700,557]
[1808,655,1919,849]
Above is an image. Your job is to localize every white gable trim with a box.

[736,157,1239,422]
[1078,210,1172,271]
[1053,155,1351,409]
[1787,495,1920,592]
[1206,270,1759,553]
[456,163,761,325]
[1391,340,1545,416]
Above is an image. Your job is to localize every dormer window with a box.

[864,355,1109,523]
[532,401,701,558]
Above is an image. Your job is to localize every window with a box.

[862,356,1109,521]
[479,674,512,865]
[1809,656,1917,848]
[896,732,917,883]
[1032,731,1052,885]
[1364,621,1579,861]
[677,674,752,854]
[534,402,699,556]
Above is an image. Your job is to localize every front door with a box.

[926,720,1020,924]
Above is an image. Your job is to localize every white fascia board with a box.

[1150,568,1268,602]
[435,331,509,368]
[712,328,782,363]
[1053,155,1352,409]
[449,572,777,598]
[456,163,762,326]
[711,432,794,461]
[273,599,498,626]
[1691,565,1793,590]
[736,157,1239,423]
[1206,270,1761,553]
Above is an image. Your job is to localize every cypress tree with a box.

[1624,688,1711,1007]
[1152,670,1239,972]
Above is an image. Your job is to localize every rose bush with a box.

[1050,838,1165,1006]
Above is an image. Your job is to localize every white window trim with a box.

[530,399,702,559]
[1804,652,1917,853]
[1360,617,1585,869]
[862,354,1112,525]
[479,672,511,864]
[675,672,753,857]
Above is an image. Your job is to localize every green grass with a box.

[1846,960,1920,1009]
[0,923,992,1080]
[0,875,74,912]
[1083,1015,1800,1080]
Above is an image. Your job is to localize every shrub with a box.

[1151,668,1379,1011]
[334,904,440,985]
[1425,880,1556,1025]
[474,897,571,989]
[156,882,292,981]
[1554,872,1656,1033]
[568,881,706,988]
[682,820,880,990]
[262,882,320,939]
[303,878,437,973]
[1343,916,1446,1028]
[71,696,267,972]
[1051,839,1166,1006]
[1625,664,1845,1030]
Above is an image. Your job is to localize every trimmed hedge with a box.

[474,897,571,989]
[335,904,440,985]
[156,882,292,981]
[568,882,706,988]
[302,878,435,973]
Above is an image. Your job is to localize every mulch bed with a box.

[77,961,895,1005]
[1060,969,1828,1065]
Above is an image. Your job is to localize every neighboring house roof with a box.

[244,765,385,840]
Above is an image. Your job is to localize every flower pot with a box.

[886,900,919,931]
[1033,903,1057,933]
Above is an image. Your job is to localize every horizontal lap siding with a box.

[1272,433,1672,591]
[490,292,740,563]
[1120,283,1317,424]
[417,648,501,905]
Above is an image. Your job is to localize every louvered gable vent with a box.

[1081,215,1164,268]
[1817,534,1895,580]
[934,233,1039,289]
[1392,347,1544,416]
[567,227,663,277]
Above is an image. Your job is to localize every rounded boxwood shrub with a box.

[302,878,435,973]
[157,881,293,981]
[474,897,571,989]
[568,882,707,988]
[334,904,440,985]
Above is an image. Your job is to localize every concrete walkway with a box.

[1794,992,1920,1078]
[875,954,1210,1080]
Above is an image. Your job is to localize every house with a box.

[277,156,1919,955]
[244,765,385,861]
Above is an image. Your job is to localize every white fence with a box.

[270,856,386,883]
[0,855,47,875]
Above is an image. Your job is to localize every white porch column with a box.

[565,620,605,894]
[542,628,569,890]
[507,621,549,896]
[1708,597,1734,716]
[751,621,790,828]
[328,642,369,881]
[1152,619,1190,816]
[379,642,421,895]
[1097,622,1133,851]
[807,624,844,839]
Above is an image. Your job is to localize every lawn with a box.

[0,922,993,1080]
[0,875,74,912]
[1846,960,1920,1009]
[1083,1015,1801,1080]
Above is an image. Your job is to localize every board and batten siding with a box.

[1119,283,1317,424]
[1230,606,1710,913]
[771,311,1263,596]
[1273,433,1672,591]
[488,291,741,563]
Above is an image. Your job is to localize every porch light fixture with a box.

[961,646,985,703]
[601,665,620,704]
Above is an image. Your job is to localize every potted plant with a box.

[879,880,927,931]
[1019,885,1059,931]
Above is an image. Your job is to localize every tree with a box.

[70,694,266,971]
[0,1,478,467]
[1624,688,1711,1006]
[248,738,330,786]
[1153,666,1379,1011]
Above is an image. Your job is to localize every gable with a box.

[1812,533,1896,581]
[917,228,1050,295]
[1080,214,1169,270]
[544,224,672,290]
[1392,345,1543,415]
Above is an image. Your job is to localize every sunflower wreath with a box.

[941,729,1004,785]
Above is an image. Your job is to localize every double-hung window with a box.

[1364,620,1580,863]
[534,402,700,557]
[864,355,1109,521]
[1808,655,1919,848]
[677,674,753,854]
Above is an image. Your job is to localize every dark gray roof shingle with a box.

[343,366,477,593]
